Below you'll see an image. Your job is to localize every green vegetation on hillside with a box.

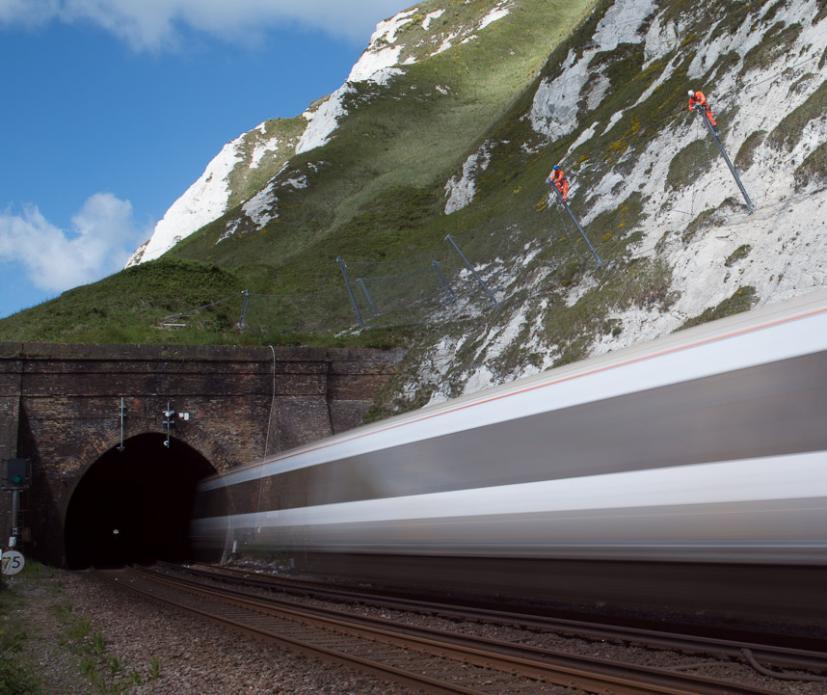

[679,286,757,330]
[769,79,827,150]
[0,0,598,346]
[0,260,242,344]
[794,141,827,191]
[0,0,799,403]
[226,117,307,210]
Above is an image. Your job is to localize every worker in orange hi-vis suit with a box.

[688,89,717,128]
[549,164,570,202]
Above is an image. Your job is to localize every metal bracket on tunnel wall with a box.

[161,402,192,448]
[162,401,175,448]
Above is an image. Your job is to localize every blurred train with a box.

[191,289,827,634]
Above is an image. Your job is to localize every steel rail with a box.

[181,562,827,674]
[114,569,473,694]
[122,566,780,695]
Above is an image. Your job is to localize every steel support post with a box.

[9,489,20,548]
[444,235,498,307]
[356,278,380,316]
[336,257,365,328]
[162,401,175,449]
[695,106,755,214]
[552,186,603,268]
[237,289,250,332]
[432,260,457,304]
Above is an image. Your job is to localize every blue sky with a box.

[0,0,405,319]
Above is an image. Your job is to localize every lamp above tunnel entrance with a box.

[64,433,217,569]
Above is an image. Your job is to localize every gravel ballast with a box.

[5,565,398,694]
[5,563,825,694]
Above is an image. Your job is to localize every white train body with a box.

[192,290,827,566]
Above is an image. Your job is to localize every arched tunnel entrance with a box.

[65,434,217,569]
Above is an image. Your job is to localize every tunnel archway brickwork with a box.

[65,434,217,569]
[0,343,403,565]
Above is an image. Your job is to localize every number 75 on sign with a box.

[1,551,25,576]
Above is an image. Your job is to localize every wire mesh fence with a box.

[152,222,559,340]
[155,132,818,343]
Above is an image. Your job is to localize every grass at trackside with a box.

[0,569,42,694]
[0,562,161,694]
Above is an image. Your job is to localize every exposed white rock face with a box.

[348,7,419,83]
[296,84,355,155]
[445,142,493,214]
[123,0,827,424]
[127,6,425,266]
[125,240,149,268]
[250,135,280,169]
[479,3,511,30]
[127,1,532,268]
[216,166,315,245]
[405,0,827,409]
[530,0,656,139]
[433,30,459,55]
[297,7,432,156]
[242,184,278,228]
[348,46,404,84]
[135,134,245,265]
[530,50,588,139]
[564,121,598,159]
[643,13,678,63]
[422,9,445,30]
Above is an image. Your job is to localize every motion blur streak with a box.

[192,289,827,567]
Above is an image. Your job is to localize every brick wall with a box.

[0,343,403,564]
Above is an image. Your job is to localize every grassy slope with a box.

[226,116,307,210]
[0,0,595,345]
[0,260,243,345]
[2,0,780,359]
[370,0,782,409]
[175,0,596,268]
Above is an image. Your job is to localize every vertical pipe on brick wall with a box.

[117,398,126,452]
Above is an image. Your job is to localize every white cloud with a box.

[0,0,408,49]
[0,193,148,292]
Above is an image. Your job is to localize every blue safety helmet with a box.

[552,164,560,171]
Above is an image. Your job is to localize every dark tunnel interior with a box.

[65,434,217,569]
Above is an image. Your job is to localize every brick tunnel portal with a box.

[64,434,217,569]
[1,342,403,566]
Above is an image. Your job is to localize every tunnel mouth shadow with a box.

[65,434,216,570]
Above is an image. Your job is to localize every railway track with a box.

[110,566,794,694]
[177,562,827,675]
